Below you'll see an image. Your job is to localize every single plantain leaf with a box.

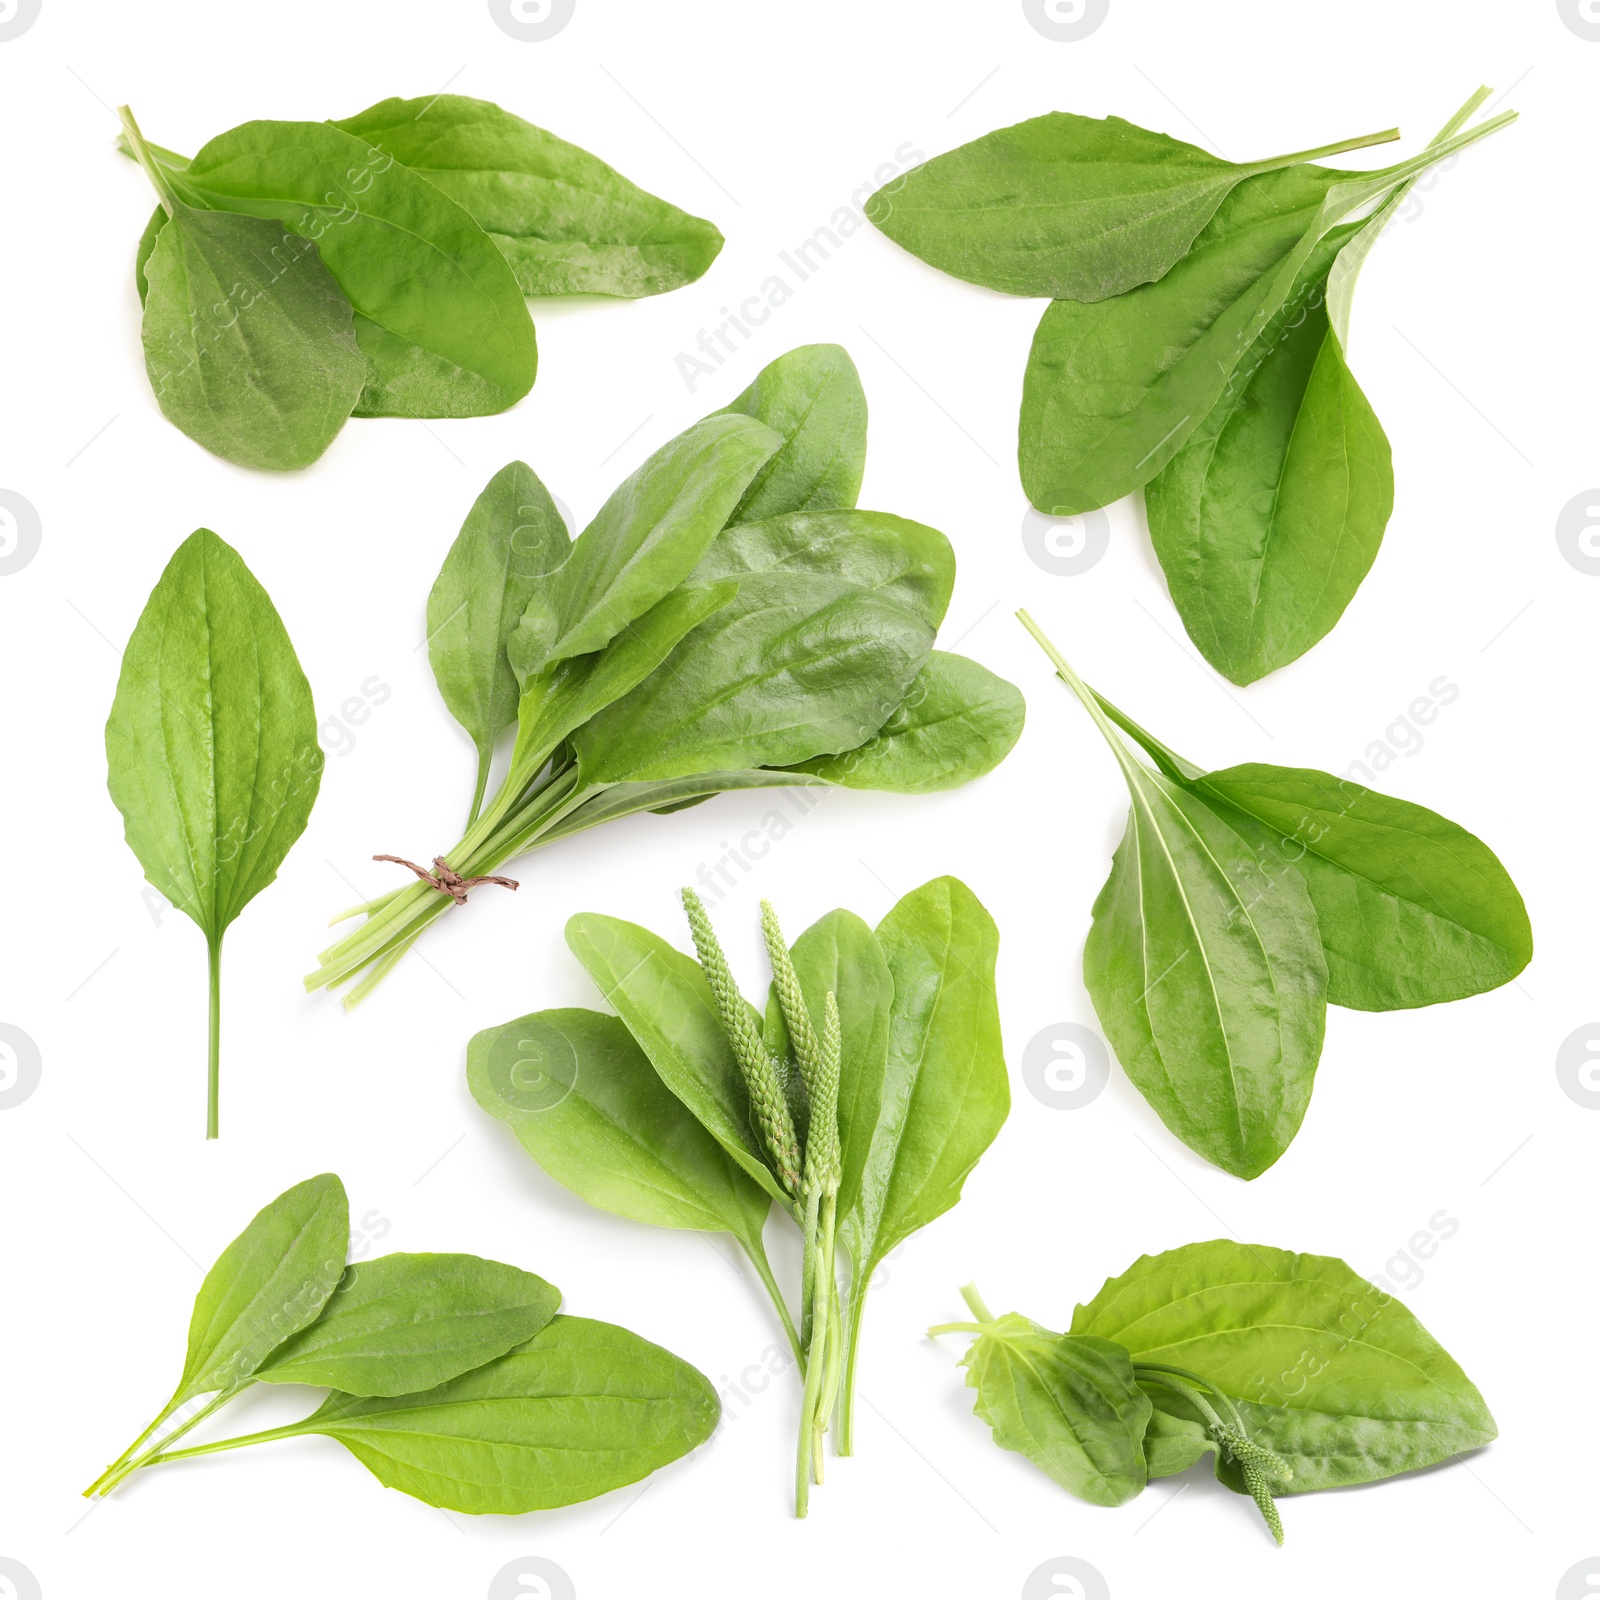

[468,1007,773,1254]
[1071,1239,1497,1491]
[570,569,937,783]
[866,111,1397,302]
[530,414,782,671]
[105,529,324,1135]
[162,117,538,418]
[1142,97,1483,683]
[123,112,364,472]
[334,94,724,298]
[282,1315,719,1513]
[1028,635,1326,1178]
[253,1252,560,1396]
[1144,220,1392,684]
[788,651,1025,793]
[716,343,867,521]
[564,913,785,1202]
[691,508,955,628]
[1194,764,1533,1010]
[841,879,1008,1289]
[427,461,570,814]
[174,1173,349,1404]
[953,1315,1150,1506]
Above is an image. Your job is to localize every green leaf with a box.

[1194,764,1533,1010]
[1072,1239,1497,1491]
[716,343,867,521]
[691,509,955,628]
[952,1314,1150,1505]
[761,909,894,1220]
[427,461,571,812]
[254,1252,561,1396]
[841,878,1008,1282]
[866,111,1398,302]
[123,114,364,473]
[467,1006,773,1253]
[1025,631,1326,1178]
[1142,1406,1212,1478]
[572,569,937,784]
[174,1174,349,1404]
[532,414,782,670]
[165,116,538,418]
[1144,221,1392,683]
[284,1315,719,1513]
[564,913,786,1202]
[105,530,324,1134]
[334,95,723,299]
[788,651,1025,793]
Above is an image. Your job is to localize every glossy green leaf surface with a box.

[175,1174,349,1403]
[955,1315,1150,1505]
[468,1006,773,1251]
[789,651,1025,793]
[290,1315,719,1513]
[106,530,324,943]
[1145,222,1393,684]
[841,878,1008,1281]
[1141,1406,1212,1478]
[335,94,723,298]
[1196,763,1533,1010]
[1072,1240,1497,1491]
[716,342,867,521]
[528,414,781,671]
[564,914,785,1201]
[254,1252,560,1396]
[428,461,570,793]
[170,118,538,418]
[571,568,937,783]
[867,111,1395,302]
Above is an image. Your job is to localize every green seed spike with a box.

[803,991,842,1193]
[681,888,802,1196]
[1241,1462,1285,1545]
[761,899,824,1087]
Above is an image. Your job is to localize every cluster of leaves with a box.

[105,530,324,1137]
[468,877,1010,1515]
[120,95,722,469]
[86,1174,717,1514]
[1019,613,1532,1178]
[933,1239,1496,1544]
[306,343,1025,1004]
[868,90,1517,683]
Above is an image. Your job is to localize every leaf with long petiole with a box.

[867,113,1402,301]
[106,530,324,1136]
[1144,89,1495,682]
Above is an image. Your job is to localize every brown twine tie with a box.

[374,855,520,906]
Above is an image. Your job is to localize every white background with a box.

[1,2,1594,1597]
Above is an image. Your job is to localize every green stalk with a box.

[466,742,494,829]
[836,1278,869,1455]
[206,935,222,1139]
[742,1234,804,1367]
[141,1417,310,1466]
[88,1390,235,1497]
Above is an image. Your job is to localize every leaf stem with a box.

[836,1274,869,1456]
[466,743,494,829]
[206,935,222,1140]
[1266,126,1400,167]
[89,1389,236,1497]
[742,1234,804,1367]
[958,1282,996,1323]
[142,1417,311,1466]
